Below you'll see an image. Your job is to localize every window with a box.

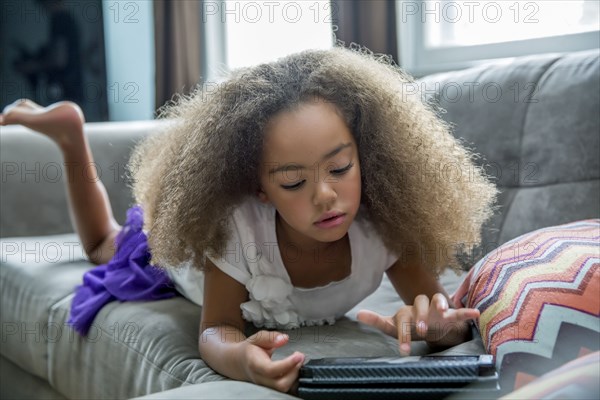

[211,0,333,73]
[397,0,600,76]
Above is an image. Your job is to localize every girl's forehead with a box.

[265,99,349,137]
[260,100,356,166]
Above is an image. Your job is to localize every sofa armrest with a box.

[0,120,164,238]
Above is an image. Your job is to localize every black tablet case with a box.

[298,355,500,400]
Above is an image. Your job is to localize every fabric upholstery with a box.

[0,121,160,238]
[132,381,297,400]
[47,292,223,399]
[1,236,225,399]
[419,49,600,266]
[0,356,65,400]
[0,235,90,379]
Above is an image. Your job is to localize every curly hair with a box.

[129,46,497,275]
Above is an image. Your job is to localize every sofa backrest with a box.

[0,121,160,237]
[418,49,599,265]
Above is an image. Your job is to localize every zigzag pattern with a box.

[495,305,600,366]
[477,221,598,352]
[454,219,600,357]
[450,220,600,392]
[502,350,599,396]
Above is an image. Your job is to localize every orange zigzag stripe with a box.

[483,251,597,330]
[488,266,599,354]
[470,230,598,304]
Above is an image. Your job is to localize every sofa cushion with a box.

[0,234,225,399]
[521,51,600,187]
[419,50,600,266]
[0,121,160,238]
[47,294,224,399]
[0,234,90,380]
[0,356,66,400]
[497,181,600,245]
[452,219,600,393]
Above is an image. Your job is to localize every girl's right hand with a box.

[241,330,305,393]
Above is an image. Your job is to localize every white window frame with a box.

[396,0,600,77]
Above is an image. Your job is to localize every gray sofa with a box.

[1,49,598,399]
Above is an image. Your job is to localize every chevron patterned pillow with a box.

[452,219,600,393]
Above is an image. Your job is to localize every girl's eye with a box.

[281,180,305,190]
[280,162,354,190]
[331,162,354,175]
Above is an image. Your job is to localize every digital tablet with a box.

[298,355,500,400]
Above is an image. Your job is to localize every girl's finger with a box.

[245,346,274,377]
[248,330,288,351]
[436,308,480,330]
[263,351,305,379]
[450,307,480,321]
[395,310,412,356]
[431,293,449,313]
[357,310,397,337]
[273,354,304,393]
[413,294,430,337]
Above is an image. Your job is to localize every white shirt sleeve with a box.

[168,202,256,306]
[206,205,254,285]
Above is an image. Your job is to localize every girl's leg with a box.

[1,99,120,264]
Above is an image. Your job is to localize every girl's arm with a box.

[357,253,479,355]
[199,258,304,392]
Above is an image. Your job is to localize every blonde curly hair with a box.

[129,46,497,274]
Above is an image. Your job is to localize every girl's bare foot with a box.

[0,99,85,148]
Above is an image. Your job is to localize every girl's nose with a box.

[313,180,337,206]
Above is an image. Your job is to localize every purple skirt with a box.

[68,206,177,335]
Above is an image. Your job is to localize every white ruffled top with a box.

[169,198,399,329]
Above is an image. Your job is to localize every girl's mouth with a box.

[314,213,346,229]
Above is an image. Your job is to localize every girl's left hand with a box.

[357,293,480,356]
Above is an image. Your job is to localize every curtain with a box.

[331,0,399,64]
[153,0,202,112]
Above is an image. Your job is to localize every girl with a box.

[1,47,496,393]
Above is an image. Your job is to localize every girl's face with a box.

[258,99,362,247]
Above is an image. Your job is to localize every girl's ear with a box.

[257,187,270,204]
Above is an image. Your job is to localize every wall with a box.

[102,0,154,121]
